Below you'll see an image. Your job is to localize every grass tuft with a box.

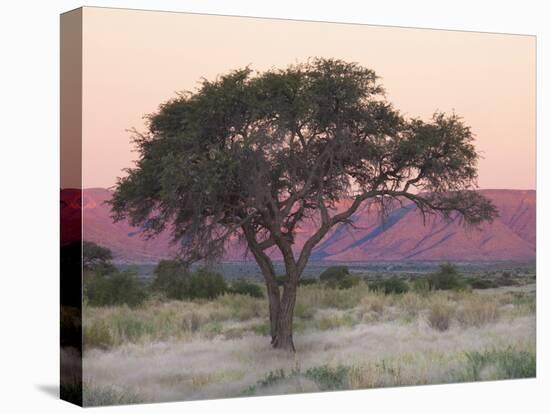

[456,296,500,327]
[427,301,454,332]
[465,347,535,380]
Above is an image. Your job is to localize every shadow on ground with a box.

[36,384,59,399]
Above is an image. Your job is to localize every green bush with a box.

[369,277,409,295]
[229,279,264,298]
[276,275,318,287]
[319,266,350,284]
[84,270,148,307]
[187,268,227,299]
[465,277,499,290]
[151,259,188,300]
[299,277,318,286]
[319,266,360,289]
[340,275,361,289]
[153,260,183,297]
[427,263,467,291]
[152,262,227,300]
[412,277,431,294]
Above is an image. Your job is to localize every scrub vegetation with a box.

[80,244,535,405]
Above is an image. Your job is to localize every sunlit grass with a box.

[82,281,535,404]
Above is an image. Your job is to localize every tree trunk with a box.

[265,282,281,343]
[271,281,297,351]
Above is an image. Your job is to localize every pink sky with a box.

[81,7,535,190]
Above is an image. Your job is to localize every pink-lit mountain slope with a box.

[64,188,535,263]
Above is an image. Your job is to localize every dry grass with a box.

[83,294,267,349]
[297,282,370,310]
[81,282,536,405]
[456,296,500,327]
[83,313,535,403]
[427,300,455,332]
[398,292,426,317]
[315,310,354,331]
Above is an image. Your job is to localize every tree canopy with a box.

[83,241,114,271]
[110,58,497,350]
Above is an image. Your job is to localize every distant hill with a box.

[61,188,535,263]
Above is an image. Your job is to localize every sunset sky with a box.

[81,7,535,190]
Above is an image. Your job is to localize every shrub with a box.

[337,274,361,289]
[427,301,454,331]
[465,277,499,290]
[84,270,148,307]
[151,259,188,300]
[229,279,264,298]
[427,263,467,291]
[319,266,361,289]
[369,277,409,295]
[299,277,318,286]
[275,276,317,287]
[412,277,431,294]
[152,263,227,300]
[187,268,227,299]
[319,266,349,285]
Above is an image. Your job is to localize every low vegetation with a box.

[84,270,148,308]
[369,277,410,295]
[81,243,535,405]
[427,301,454,332]
[228,279,265,298]
[465,347,536,380]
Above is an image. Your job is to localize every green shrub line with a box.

[152,261,227,300]
[319,266,361,289]
[229,279,264,298]
[369,277,409,295]
[84,270,148,308]
[83,240,532,308]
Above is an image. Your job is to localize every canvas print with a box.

[60,7,536,407]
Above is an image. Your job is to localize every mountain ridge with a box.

[61,188,535,263]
